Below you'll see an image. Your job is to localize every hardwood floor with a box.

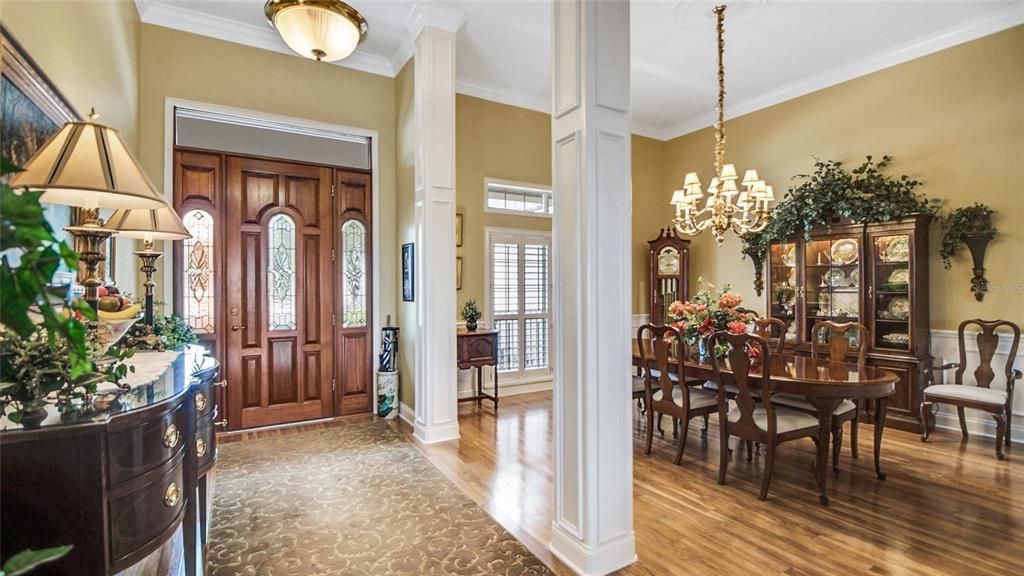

[398,391,1023,576]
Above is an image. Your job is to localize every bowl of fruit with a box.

[95,286,142,349]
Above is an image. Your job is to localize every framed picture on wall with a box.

[402,243,415,302]
[456,257,463,291]
[1,25,116,284]
[455,213,463,247]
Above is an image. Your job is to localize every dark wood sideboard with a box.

[0,347,220,576]
[457,330,500,410]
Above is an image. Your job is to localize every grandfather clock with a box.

[648,228,690,323]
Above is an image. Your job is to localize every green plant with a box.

[460,299,482,323]
[0,546,73,576]
[0,156,95,377]
[940,203,995,269]
[741,156,940,261]
[153,314,198,351]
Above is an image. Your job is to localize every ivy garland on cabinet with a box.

[740,155,996,300]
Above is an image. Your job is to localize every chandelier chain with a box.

[714,4,726,179]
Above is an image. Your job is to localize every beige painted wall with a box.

[395,59,416,409]
[2,1,140,150]
[136,24,398,326]
[455,94,552,320]
[641,25,1024,330]
[631,134,668,314]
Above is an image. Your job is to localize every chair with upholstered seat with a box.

[751,317,788,354]
[709,331,821,500]
[773,320,866,475]
[921,319,1021,460]
[637,324,719,465]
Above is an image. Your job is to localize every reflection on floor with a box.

[400,391,1024,576]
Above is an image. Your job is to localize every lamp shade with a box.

[10,120,166,210]
[105,203,191,242]
[719,163,738,181]
[266,0,367,62]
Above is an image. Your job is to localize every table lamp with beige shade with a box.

[10,110,165,311]
[105,204,191,327]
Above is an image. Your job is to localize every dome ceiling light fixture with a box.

[265,0,368,63]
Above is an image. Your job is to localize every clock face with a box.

[657,247,679,275]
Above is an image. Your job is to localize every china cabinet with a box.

[765,214,932,431]
[648,228,691,322]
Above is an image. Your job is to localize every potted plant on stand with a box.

[940,203,997,301]
[461,299,482,332]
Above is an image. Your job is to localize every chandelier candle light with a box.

[671,5,774,245]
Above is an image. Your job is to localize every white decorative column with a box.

[549,0,636,574]
[408,4,465,444]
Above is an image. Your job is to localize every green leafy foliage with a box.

[940,203,995,269]
[153,313,198,351]
[741,156,941,260]
[0,545,73,576]
[460,299,482,323]
[0,157,95,378]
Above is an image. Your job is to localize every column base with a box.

[413,420,460,444]
[549,521,636,576]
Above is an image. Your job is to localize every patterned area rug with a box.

[207,422,553,575]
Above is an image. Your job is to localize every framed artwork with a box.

[1,25,115,283]
[455,213,463,247]
[456,257,463,291]
[402,243,415,302]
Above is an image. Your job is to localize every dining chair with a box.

[709,331,821,500]
[637,324,719,465]
[921,319,1021,460]
[751,317,788,354]
[774,320,866,475]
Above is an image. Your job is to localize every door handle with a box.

[231,324,246,331]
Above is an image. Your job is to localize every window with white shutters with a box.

[487,229,552,381]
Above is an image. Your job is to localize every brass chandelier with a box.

[671,5,774,246]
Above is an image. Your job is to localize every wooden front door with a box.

[224,157,334,429]
[334,170,373,415]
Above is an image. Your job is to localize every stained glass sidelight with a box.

[182,210,215,334]
[268,214,297,330]
[341,220,367,328]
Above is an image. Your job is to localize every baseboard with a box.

[399,401,415,428]
[931,409,1022,445]
[457,379,553,399]
[549,522,636,576]
[414,420,460,444]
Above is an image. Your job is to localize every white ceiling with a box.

[136,0,1024,140]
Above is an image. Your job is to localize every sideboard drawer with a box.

[107,401,186,486]
[196,418,217,473]
[109,453,186,565]
[193,380,214,420]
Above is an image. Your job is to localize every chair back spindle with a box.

[751,317,787,353]
[954,319,1021,389]
[709,332,773,436]
[811,320,868,365]
[637,324,687,411]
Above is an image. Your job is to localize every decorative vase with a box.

[20,407,48,429]
[376,371,398,419]
[466,319,478,332]
[696,336,709,360]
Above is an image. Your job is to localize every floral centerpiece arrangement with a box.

[666,278,758,359]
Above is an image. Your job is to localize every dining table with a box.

[632,348,899,505]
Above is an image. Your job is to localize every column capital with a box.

[405,1,467,38]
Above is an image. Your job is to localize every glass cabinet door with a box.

[870,233,913,351]
[768,242,798,343]
[802,235,862,346]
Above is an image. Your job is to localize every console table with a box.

[0,347,219,576]
[457,330,500,410]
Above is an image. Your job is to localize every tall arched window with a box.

[268,214,297,331]
[341,219,367,328]
[182,209,215,334]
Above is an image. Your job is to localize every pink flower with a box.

[668,300,687,317]
[746,343,762,360]
[727,321,749,335]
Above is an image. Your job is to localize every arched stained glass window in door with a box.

[342,219,367,328]
[182,209,215,334]
[268,214,297,331]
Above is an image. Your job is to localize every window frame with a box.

[484,227,553,385]
[483,178,553,219]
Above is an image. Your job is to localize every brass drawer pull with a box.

[195,392,208,412]
[164,482,180,508]
[196,437,207,458]
[163,424,181,449]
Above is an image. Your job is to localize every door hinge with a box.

[331,248,336,262]
[332,313,336,326]
[331,184,336,198]
[332,378,336,392]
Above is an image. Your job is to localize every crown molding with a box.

[656,2,1024,141]
[404,1,468,37]
[629,120,673,141]
[455,80,549,115]
[136,0,396,78]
